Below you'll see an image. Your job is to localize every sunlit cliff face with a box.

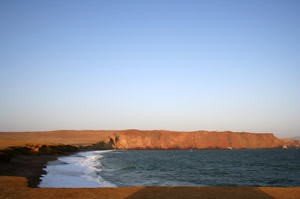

[112,130,300,150]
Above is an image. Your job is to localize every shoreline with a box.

[39,150,118,188]
[0,151,300,198]
[0,148,113,188]
[0,154,58,187]
[0,130,300,198]
[0,152,77,187]
[1,149,299,188]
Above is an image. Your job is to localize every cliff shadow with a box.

[124,186,275,199]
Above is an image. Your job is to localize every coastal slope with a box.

[0,130,299,150]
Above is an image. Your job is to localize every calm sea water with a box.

[39,149,300,188]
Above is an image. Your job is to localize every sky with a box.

[0,0,299,137]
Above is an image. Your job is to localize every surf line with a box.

[39,150,116,188]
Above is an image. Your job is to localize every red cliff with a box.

[113,130,288,149]
[0,130,299,150]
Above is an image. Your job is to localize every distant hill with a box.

[288,136,300,140]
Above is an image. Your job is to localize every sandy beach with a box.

[0,176,299,199]
[0,154,62,187]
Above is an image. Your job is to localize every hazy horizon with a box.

[1,0,299,138]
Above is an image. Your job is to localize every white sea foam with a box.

[39,150,117,188]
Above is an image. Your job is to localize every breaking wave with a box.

[39,150,116,188]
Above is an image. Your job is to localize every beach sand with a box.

[0,154,59,187]
[0,176,299,199]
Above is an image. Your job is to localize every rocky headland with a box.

[1,129,299,169]
[0,129,299,152]
[0,130,299,165]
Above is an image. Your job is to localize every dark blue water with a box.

[98,149,300,187]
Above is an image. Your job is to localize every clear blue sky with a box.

[0,0,299,137]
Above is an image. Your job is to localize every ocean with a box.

[39,149,300,188]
